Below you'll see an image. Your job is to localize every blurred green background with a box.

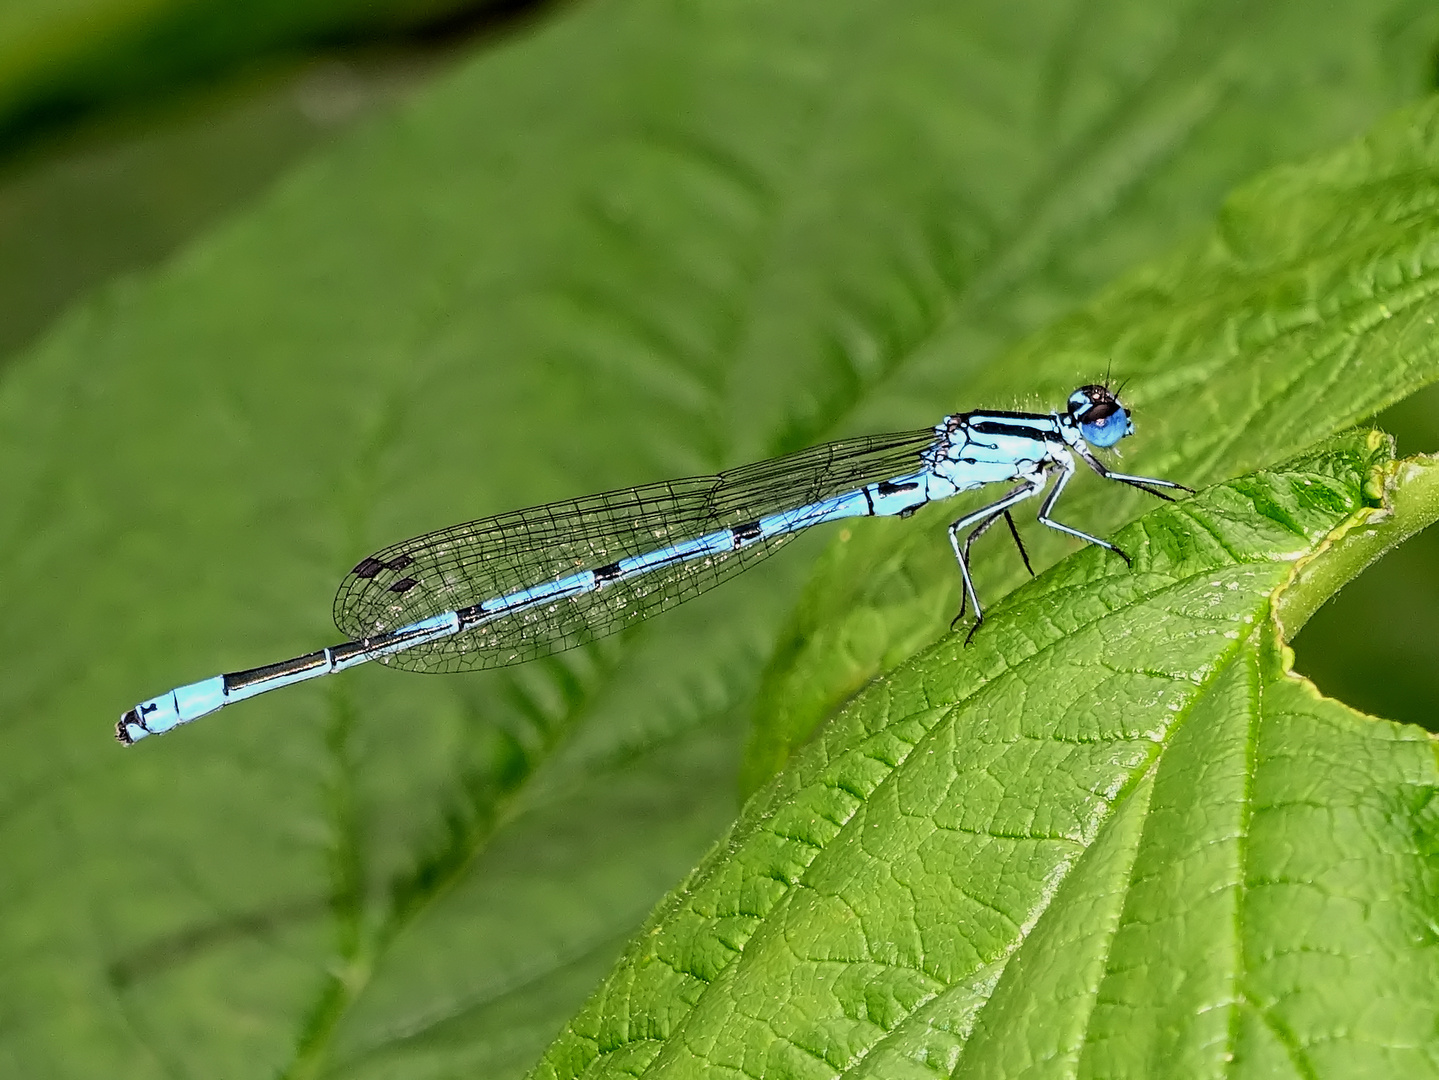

[0,0,541,362]
[2,0,1437,1075]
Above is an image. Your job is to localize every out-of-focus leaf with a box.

[0,56,440,363]
[0,0,506,147]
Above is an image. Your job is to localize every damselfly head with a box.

[1066,384,1132,449]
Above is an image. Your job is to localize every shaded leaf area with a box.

[1,0,1438,1078]
[0,0,521,153]
[538,433,1439,1080]
[746,91,1439,792]
[1294,380,1439,732]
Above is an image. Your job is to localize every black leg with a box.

[1003,510,1034,576]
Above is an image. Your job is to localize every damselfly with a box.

[118,384,1189,744]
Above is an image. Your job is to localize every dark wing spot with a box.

[352,556,386,578]
[386,554,414,572]
[389,577,419,594]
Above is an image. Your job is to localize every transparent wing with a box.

[333,428,939,672]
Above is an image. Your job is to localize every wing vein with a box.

[332,428,938,672]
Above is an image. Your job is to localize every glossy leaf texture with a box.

[745,91,1439,791]
[2,1,1439,1078]
[536,433,1439,1080]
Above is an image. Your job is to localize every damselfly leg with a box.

[948,477,1044,640]
[947,444,1193,644]
[1072,440,1194,501]
[1035,453,1131,565]
[952,495,1037,624]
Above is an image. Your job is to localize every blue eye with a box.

[1081,407,1130,448]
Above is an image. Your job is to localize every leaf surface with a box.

[537,434,1439,1080]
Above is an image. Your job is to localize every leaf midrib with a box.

[573,553,1276,1078]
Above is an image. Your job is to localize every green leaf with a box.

[537,432,1439,1079]
[744,90,1439,792]
[2,1,1439,1078]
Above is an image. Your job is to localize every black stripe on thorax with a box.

[957,408,1051,422]
[968,419,1062,441]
